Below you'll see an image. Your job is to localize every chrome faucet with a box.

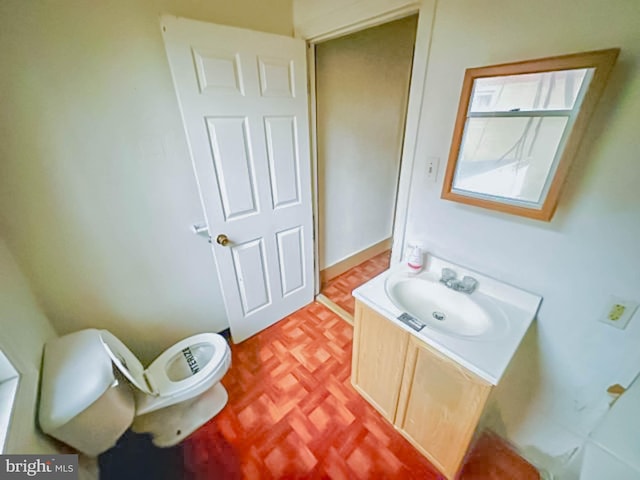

[439,268,478,294]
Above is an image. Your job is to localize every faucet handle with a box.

[461,276,478,292]
[441,268,457,282]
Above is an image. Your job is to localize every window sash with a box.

[452,67,594,208]
[467,109,573,118]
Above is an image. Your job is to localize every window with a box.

[0,350,19,453]
[442,49,619,221]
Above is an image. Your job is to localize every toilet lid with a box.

[99,330,155,395]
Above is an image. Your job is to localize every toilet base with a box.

[131,382,228,448]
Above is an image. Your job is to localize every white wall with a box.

[401,0,640,470]
[0,238,58,454]
[0,0,292,363]
[316,16,417,269]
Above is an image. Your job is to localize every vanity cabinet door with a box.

[352,301,410,422]
[395,336,492,479]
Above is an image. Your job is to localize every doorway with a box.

[312,15,418,315]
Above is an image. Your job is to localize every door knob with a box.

[216,234,230,246]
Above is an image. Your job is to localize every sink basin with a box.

[385,272,508,340]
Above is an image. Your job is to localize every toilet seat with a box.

[99,331,228,398]
[144,333,228,397]
[134,347,230,416]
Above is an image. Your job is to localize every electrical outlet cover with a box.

[599,296,639,330]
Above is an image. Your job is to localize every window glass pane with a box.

[453,116,568,203]
[470,68,591,112]
[0,350,19,454]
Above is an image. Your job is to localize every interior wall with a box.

[295,0,640,471]
[156,0,292,36]
[0,238,58,454]
[316,16,417,269]
[402,0,640,469]
[294,0,416,39]
[0,0,292,363]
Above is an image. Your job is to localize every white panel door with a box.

[161,16,314,342]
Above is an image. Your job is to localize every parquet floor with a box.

[183,302,439,479]
[321,250,391,315]
[182,301,539,480]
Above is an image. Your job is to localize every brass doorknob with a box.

[216,234,230,246]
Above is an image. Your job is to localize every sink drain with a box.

[432,311,446,321]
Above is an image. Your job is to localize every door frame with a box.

[303,1,437,294]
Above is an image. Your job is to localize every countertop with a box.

[352,255,542,385]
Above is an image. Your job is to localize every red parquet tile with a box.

[321,250,391,315]
[182,302,539,480]
[183,302,439,480]
[457,432,540,480]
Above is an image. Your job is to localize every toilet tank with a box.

[580,375,640,479]
[39,329,136,457]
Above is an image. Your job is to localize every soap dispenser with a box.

[407,245,424,273]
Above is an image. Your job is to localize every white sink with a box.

[385,272,509,341]
[354,255,542,384]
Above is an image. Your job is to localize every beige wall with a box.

[0,0,292,363]
[0,238,58,454]
[156,0,292,36]
[316,16,417,269]
[294,0,416,39]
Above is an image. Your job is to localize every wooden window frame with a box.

[441,48,619,221]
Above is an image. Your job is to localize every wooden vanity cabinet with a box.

[351,300,410,421]
[352,301,493,479]
[395,335,492,478]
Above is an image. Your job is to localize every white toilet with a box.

[39,328,231,456]
[578,375,640,480]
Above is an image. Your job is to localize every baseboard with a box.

[320,238,392,285]
[315,294,354,325]
[217,328,231,343]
